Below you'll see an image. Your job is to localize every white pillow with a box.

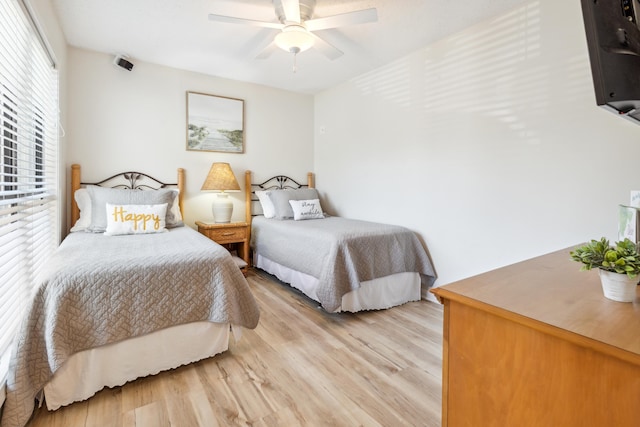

[170,190,183,224]
[255,190,276,218]
[288,199,324,220]
[104,203,168,236]
[70,189,91,232]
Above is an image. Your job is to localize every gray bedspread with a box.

[1,227,260,427]
[251,215,436,311]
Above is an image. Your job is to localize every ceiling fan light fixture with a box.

[275,25,314,54]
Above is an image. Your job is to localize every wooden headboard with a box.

[70,164,185,227]
[243,170,314,224]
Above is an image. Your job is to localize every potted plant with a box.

[570,237,640,302]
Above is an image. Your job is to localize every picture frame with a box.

[186,91,245,153]
[619,205,640,243]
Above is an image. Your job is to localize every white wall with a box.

[66,47,314,228]
[314,0,640,297]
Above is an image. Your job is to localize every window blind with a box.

[0,0,59,401]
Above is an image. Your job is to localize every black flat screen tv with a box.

[581,0,640,124]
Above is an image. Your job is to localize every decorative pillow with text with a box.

[104,203,168,236]
[288,199,324,220]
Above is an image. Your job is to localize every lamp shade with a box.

[201,162,241,192]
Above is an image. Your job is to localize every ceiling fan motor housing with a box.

[274,0,316,23]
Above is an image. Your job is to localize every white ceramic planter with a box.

[598,269,639,302]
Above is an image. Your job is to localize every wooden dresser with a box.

[431,247,640,427]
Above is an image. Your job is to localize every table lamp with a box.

[201,162,241,223]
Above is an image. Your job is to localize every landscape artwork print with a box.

[186,92,244,153]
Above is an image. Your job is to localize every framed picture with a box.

[619,205,640,243]
[186,91,244,153]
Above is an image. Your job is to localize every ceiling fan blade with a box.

[305,8,378,32]
[279,0,301,23]
[255,41,279,59]
[310,33,343,60]
[208,13,282,29]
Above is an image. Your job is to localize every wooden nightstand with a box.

[195,221,250,274]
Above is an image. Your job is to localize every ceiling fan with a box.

[208,0,378,64]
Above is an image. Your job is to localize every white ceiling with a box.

[51,0,531,94]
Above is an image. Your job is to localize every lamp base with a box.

[212,193,233,223]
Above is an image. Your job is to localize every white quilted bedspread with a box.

[1,227,259,427]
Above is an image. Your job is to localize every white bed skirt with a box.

[43,321,231,410]
[254,253,421,312]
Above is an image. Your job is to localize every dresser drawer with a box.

[203,227,247,244]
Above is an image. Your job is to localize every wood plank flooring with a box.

[26,269,443,427]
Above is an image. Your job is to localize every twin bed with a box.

[2,165,435,427]
[244,171,436,313]
[1,165,260,427]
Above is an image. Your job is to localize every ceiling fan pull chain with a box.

[292,52,298,73]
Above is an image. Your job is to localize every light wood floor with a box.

[26,270,443,427]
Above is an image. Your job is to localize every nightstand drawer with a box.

[203,227,247,243]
